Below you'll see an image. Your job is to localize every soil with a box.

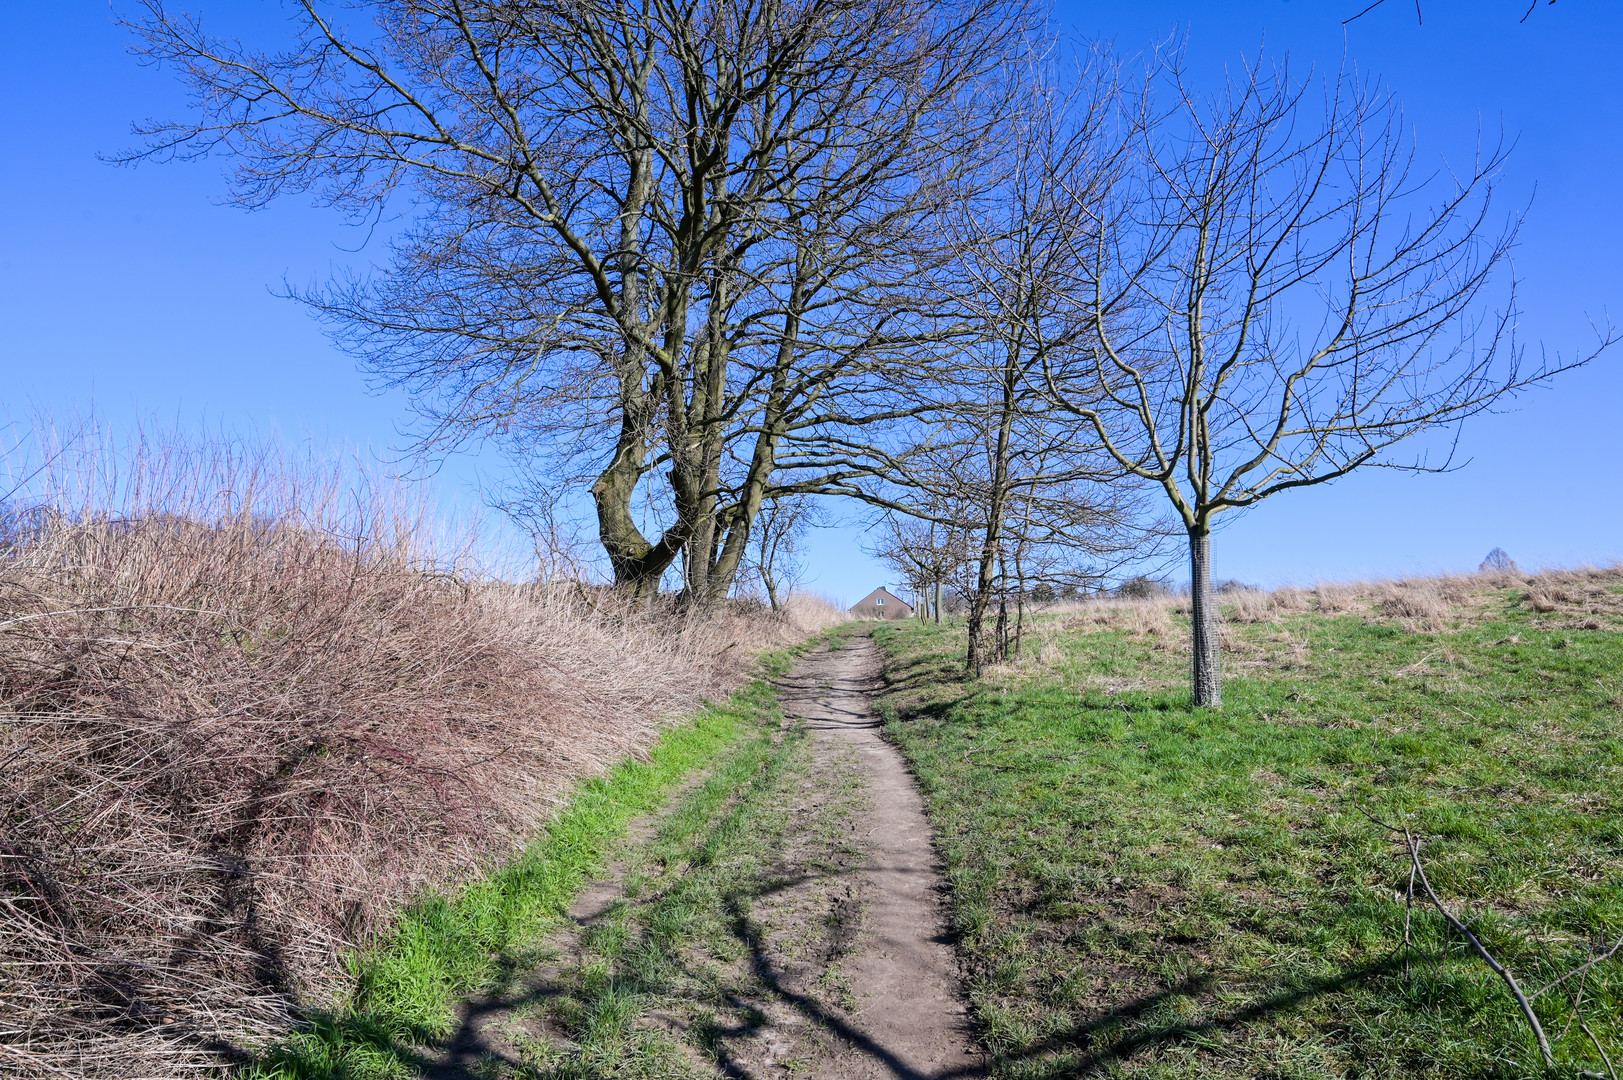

[780,635,983,1079]
[424,632,982,1079]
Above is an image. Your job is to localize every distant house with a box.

[849,586,913,620]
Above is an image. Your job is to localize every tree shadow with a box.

[992,955,1409,1078]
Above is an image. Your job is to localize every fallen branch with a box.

[1399,829,1554,1069]
[1359,801,1623,1075]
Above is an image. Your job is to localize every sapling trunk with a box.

[1188,527,1221,708]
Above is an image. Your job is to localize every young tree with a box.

[872,510,970,624]
[740,495,825,611]
[924,57,1160,674]
[1046,53,1607,706]
[121,0,1033,602]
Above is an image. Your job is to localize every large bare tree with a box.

[1045,53,1607,706]
[121,0,1032,601]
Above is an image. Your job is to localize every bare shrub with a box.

[0,435,820,1077]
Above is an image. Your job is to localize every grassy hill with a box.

[873,570,1623,1079]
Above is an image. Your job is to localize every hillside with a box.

[871,568,1623,1078]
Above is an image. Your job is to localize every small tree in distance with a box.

[1045,51,1610,708]
[741,496,826,611]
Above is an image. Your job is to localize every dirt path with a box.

[771,634,983,1079]
[422,632,982,1079]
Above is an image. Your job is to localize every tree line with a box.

[123,0,1606,705]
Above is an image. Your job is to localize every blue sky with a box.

[1,1,1617,603]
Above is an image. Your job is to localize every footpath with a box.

[426,633,983,1079]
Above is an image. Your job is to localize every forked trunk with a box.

[590,425,682,602]
[1188,527,1221,708]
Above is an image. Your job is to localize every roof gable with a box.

[850,586,911,610]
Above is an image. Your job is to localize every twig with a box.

[962,736,998,761]
[1531,931,1623,999]
[1402,828,1554,1068]
[1581,1020,1618,1080]
[0,1042,89,1079]
[1402,850,1417,978]
[0,603,230,631]
[1555,964,1589,1043]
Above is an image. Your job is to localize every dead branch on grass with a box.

[1361,805,1623,1076]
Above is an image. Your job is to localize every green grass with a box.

[248,648,806,1080]
[503,699,868,1077]
[871,606,1623,1079]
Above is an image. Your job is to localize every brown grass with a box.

[0,435,836,1077]
[1039,564,1623,654]
[1061,597,1177,643]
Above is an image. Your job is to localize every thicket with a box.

[0,436,837,1078]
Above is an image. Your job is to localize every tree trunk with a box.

[934,579,942,624]
[966,542,997,675]
[1188,527,1221,708]
[590,421,682,601]
[994,551,1010,661]
[1013,551,1026,659]
[995,595,1008,662]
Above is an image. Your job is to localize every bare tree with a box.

[120,0,1034,602]
[1344,0,1561,25]
[871,510,970,624]
[921,55,1162,675]
[1044,52,1607,707]
[740,494,825,610]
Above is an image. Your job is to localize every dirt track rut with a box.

[775,634,983,1079]
[425,632,980,1078]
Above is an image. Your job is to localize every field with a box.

[872,571,1623,1079]
[9,437,1623,1080]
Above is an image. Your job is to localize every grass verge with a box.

[249,648,808,1080]
[871,602,1623,1079]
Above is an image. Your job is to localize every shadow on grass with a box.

[248,1009,439,1080]
[994,955,1407,1079]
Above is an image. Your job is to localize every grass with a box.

[871,594,1623,1079]
[249,647,809,1079]
[483,640,871,1077]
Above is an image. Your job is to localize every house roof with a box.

[849,586,911,611]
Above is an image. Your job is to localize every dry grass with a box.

[1061,597,1178,643]
[1047,566,1623,644]
[0,435,837,1078]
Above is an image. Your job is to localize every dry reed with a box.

[0,434,836,1077]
